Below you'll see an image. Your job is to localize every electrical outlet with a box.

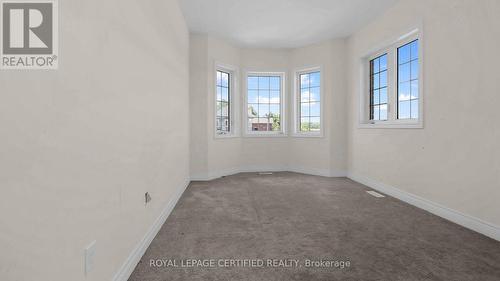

[85,240,96,276]
[145,192,151,205]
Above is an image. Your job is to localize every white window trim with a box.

[214,62,239,139]
[358,26,424,129]
[292,66,324,137]
[243,71,287,137]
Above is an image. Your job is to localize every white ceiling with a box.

[179,0,399,49]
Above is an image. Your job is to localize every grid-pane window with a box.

[247,75,281,132]
[299,71,321,132]
[216,71,230,134]
[370,54,388,121]
[398,40,419,119]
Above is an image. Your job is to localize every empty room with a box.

[1,0,500,280]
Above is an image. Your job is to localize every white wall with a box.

[189,36,348,179]
[239,48,293,171]
[189,35,210,178]
[289,40,348,176]
[0,0,190,280]
[190,35,243,179]
[347,0,500,226]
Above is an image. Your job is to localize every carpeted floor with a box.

[129,172,500,281]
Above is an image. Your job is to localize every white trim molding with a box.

[348,172,500,242]
[191,166,348,181]
[112,179,190,281]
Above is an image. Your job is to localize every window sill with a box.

[214,133,238,139]
[292,132,324,138]
[243,132,288,138]
[358,120,423,129]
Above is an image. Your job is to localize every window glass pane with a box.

[373,73,380,89]
[300,74,310,88]
[299,70,321,132]
[221,72,229,87]
[221,117,228,131]
[399,82,411,101]
[373,105,380,120]
[411,60,419,80]
[379,88,387,104]
[411,80,419,99]
[397,40,419,120]
[301,88,310,102]
[300,103,309,117]
[269,104,280,116]
[398,44,411,64]
[410,40,419,59]
[373,89,380,104]
[263,118,271,131]
[216,117,222,129]
[248,76,258,89]
[373,58,380,73]
[310,117,320,131]
[399,62,410,82]
[216,101,222,116]
[270,90,280,103]
[380,55,387,71]
[310,87,320,102]
[380,70,387,88]
[310,102,320,116]
[221,102,228,116]
[399,101,411,119]
[258,104,269,117]
[217,87,222,100]
[248,90,258,103]
[270,77,280,90]
[258,90,269,103]
[221,87,229,102]
[249,117,268,131]
[310,72,320,87]
[217,72,222,86]
[248,104,258,117]
[270,116,280,131]
[247,75,282,133]
[300,117,310,131]
[369,54,388,121]
[216,71,231,134]
[259,118,269,131]
[380,104,388,120]
[258,76,270,89]
[411,99,419,119]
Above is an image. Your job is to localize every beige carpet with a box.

[129,172,500,281]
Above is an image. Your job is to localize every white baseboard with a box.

[348,172,500,242]
[288,166,347,177]
[112,179,190,281]
[190,166,347,181]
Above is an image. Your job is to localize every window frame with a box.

[243,71,287,137]
[293,66,324,137]
[214,63,239,138]
[358,28,423,129]
[396,39,420,120]
[369,54,389,121]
